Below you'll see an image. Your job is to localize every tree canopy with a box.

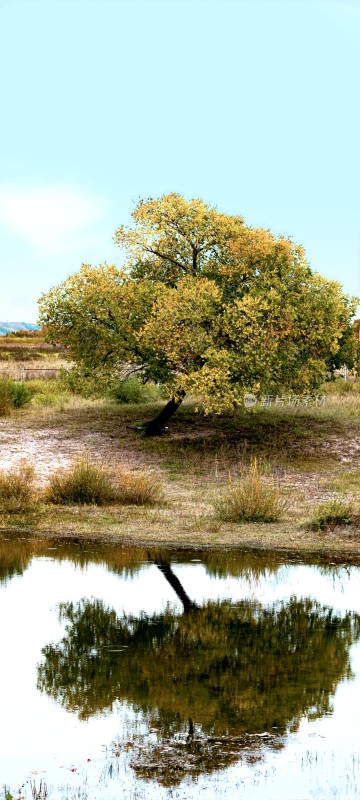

[39,193,357,430]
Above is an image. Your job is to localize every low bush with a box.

[0,378,31,415]
[7,380,31,408]
[0,460,37,513]
[322,378,360,394]
[310,499,354,531]
[28,379,72,407]
[111,377,163,404]
[44,456,116,505]
[115,467,164,505]
[44,456,163,507]
[58,368,105,398]
[215,458,288,523]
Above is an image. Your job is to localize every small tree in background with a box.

[325,318,360,377]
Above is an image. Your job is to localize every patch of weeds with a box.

[322,379,360,394]
[57,367,106,398]
[7,380,31,408]
[0,460,37,513]
[28,377,73,407]
[0,378,31,415]
[116,467,164,505]
[181,513,223,534]
[310,499,354,531]
[44,455,116,505]
[111,377,163,404]
[44,457,164,508]
[327,469,360,494]
[214,458,288,523]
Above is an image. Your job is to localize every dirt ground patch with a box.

[0,397,360,558]
[0,407,150,481]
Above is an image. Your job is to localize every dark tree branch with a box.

[192,246,198,274]
[154,558,197,612]
[142,245,188,273]
[101,348,114,364]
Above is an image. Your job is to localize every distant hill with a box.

[0,322,40,336]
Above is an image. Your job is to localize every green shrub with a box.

[0,461,37,513]
[58,368,105,398]
[28,379,72,407]
[7,380,31,408]
[215,458,288,523]
[116,467,164,505]
[0,379,31,415]
[51,369,164,404]
[310,499,353,531]
[44,456,116,505]
[111,377,163,404]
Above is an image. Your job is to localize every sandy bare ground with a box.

[1,401,360,499]
[0,409,148,483]
[1,399,360,560]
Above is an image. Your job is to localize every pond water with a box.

[1,539,360,799]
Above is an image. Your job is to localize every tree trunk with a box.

[142,390,186,436]
[155,559,197,612]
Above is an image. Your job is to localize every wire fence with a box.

[0,367,66,382]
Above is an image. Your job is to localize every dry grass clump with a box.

[44,455,116,505]
[0,460,37,513]
[43,456,163,507]
[215,458,288,523]
[115,467,164,505]
[310,499,354,532]
[0,380,13,416]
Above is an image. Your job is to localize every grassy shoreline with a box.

[0,386,360,562]
[0,527,360,566]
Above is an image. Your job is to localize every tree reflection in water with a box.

[37,558,360,786]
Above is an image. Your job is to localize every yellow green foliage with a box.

[39,193,358,414]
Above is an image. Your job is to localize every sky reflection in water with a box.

[1,541,360,799]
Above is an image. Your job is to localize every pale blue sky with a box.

[0,0,359,321]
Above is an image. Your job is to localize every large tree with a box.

[39,194,357,433]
